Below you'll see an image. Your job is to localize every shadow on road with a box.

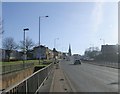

[68,64,82,66]
[108,82,118,85]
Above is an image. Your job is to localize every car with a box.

[74,60,81,65]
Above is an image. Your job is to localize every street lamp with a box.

[39,16,49,64]
[53,38,59,62]
[23,28,29,67]
[90,44,94,51]
[54,38,59,49]
[100,38,105,45]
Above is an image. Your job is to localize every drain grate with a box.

[60,78,64,81]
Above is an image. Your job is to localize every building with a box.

[0,49,20,61]
[46,47,54,60]
[33,45,54,60]
[9,50,20,60]
[1,44,59,61]
[33,45,47,59]
[68,44,72,56]
[101,45,118,55]
[57,51,63,59]
[101,45,118,62]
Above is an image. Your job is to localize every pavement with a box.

[38,61,73,92]
[49,62,73,92]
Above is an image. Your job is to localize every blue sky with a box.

[2,2,118,55]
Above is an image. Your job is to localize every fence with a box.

[2,63,53,94]
[83,60,119,69]
[1,63,34,74]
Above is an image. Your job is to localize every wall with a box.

[1,66,34,90]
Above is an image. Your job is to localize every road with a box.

[60,60,118,92]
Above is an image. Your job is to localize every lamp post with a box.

[23,28,29,67]
[100,38,105,45]
[39,16,49,64]
[54,38,59,49]
[90,44,94,51]
[53,38,59,62]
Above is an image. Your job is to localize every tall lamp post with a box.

[54,38,59,49]
[53,38,59,61]
[39,16,49,64]
[23,28,29,67]
[90,44,94,51]
[100,38,105,45]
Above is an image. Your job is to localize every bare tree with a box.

[19,37,34,51]
[2,37,18,61]
[19,37,34,59]
[84,47,100,58]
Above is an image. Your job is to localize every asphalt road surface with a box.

[60,60,118,92]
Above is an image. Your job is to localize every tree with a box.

[84,47,100,58]
[2,37,18,61]
[19,37,34,59]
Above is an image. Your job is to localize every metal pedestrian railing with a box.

[2,63,53,94]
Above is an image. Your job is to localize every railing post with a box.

[26,80,27,94]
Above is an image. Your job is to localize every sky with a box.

[1,1,118,55]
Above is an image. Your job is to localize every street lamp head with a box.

[45,16,49,17]
[23,28,29,31]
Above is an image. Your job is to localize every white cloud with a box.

[91,1,104,32]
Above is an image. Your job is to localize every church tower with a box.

[68,44,72,56]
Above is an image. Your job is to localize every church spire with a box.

[68,44,72,56]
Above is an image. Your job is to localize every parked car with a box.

[74,60,81,65]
